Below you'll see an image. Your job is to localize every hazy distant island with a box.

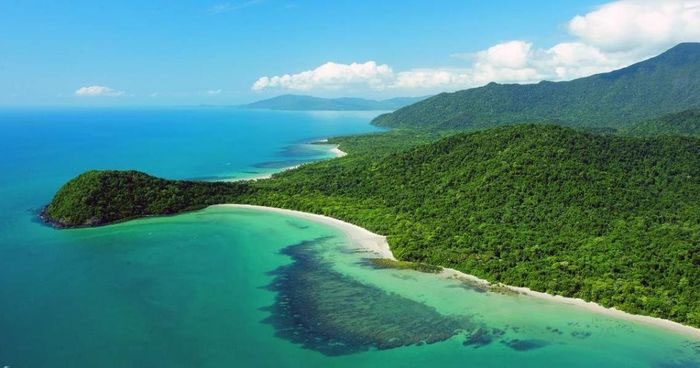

[43,43,700,329]
[244,94,428,111]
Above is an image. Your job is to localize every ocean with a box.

[0,107,697,367]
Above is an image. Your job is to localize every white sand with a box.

[439,268,700,339]
[218,204,700,339]
[218,204,393,259]
[330,146,347,157]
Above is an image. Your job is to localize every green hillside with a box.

[44,125,700,326]
[625,109,700,137]
[373,43,700,131]
[43,170,249,227]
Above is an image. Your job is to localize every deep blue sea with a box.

[0,108,698,367]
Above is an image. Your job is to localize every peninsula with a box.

[43,43,700,330]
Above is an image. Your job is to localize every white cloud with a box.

[470,41,541,84]
[249,40,611,94]
[207,89,223,95]
[75,85,124,97]
[569,0,700,53]
[476,41,532,69]
[252,61,394,91]
[543,42,625,80]
[392,69,471,90]
[251,0,700,94]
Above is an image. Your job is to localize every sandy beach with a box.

[218,204,392,259]
[330,146,347,157]
[219,203,700,339]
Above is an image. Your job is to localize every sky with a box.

[0,0,698,106]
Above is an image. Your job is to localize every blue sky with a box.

[1,0,697,105]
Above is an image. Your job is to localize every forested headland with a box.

[43,125,700,327]
[43,43,700,328]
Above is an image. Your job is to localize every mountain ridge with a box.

[373,43,700,131]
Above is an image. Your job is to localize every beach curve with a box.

[217,203,700,340]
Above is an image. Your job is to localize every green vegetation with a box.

[624,109,700,137]
[366,258,442,273]
[44,125,700,327]
[374,43,700,131]
[43,170,250,227]
[245,94,427,111]
[248,125,700,327]
[328,129,445,157]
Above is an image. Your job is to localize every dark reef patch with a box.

[446,281,489,293]
[278,143,326,157]
[254,159,308,169]
[462,328,494,348]
[261,238,477,356]
[571,331,592,339]
[360,257,442,273]
[503,339,549,351]
[285,220,310,230]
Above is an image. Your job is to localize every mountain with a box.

[373,43,700,131]
[625,108,700,137]
[44,125,700,327]
[245,94,427,111]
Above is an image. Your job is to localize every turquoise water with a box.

[0,108,698,367]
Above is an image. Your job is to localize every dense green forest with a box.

[328,129,445,157]
[373,43,700,131]
[624,109,700,137]
[44,125,700,327]
[44,170,250,227]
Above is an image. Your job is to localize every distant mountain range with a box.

[374,43,700,131]
[244,94,428,111]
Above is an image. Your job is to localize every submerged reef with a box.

[261,237,476,356]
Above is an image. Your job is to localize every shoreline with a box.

[330,146,347,157]
[220,204,392,259]
[218,204,700,340]
[218,143,346,182]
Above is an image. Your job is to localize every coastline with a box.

[218,144,346,182]
[330,146,348,157]
[218,204,700,340]
[219,204,392,259]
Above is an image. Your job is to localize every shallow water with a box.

[0,108,698,367]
